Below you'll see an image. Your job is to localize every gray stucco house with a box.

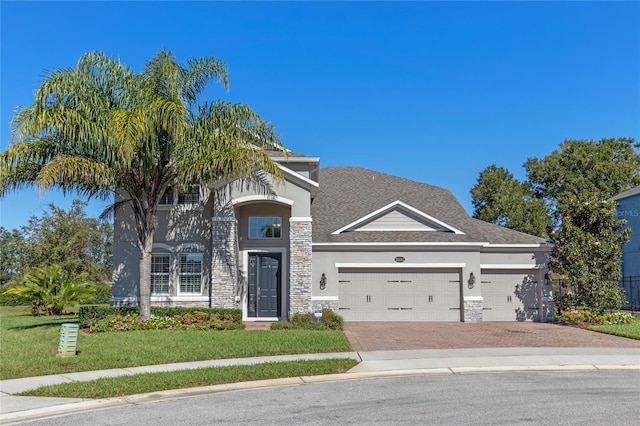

[112,151,553,322]
[612,185,640,308]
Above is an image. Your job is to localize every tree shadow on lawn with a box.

[6,315,77,331]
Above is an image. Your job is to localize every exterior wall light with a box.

[320,273,326,290]
[468,272,476,289]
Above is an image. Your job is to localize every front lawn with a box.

[0,306,353,380]
[588,316,640,340]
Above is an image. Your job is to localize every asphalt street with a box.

[11,370,640,426]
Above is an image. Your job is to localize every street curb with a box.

[2,364,638,425]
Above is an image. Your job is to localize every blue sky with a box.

[1,1,639,231]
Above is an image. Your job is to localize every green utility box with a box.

[57,323,80,357]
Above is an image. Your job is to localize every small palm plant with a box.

[3,264,96,315]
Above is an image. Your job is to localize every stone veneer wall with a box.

[211,215,238,308]
[312,300,339,312]
[289,219,313,316]
[463,297,483,323]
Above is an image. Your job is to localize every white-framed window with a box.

[249,217,282,239]
[178,253,203,294]
[159,186,200,206]
[150,253,170,295]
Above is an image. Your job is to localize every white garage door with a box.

[481,270,539,321]
[338,268,461,321]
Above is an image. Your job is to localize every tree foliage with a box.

[550,190,630,313]
[471,165,550,237]
[472,137,640,234]
[0,50,284,320]
[3,264,96,315]
[0,200,112,286]
[525,137,640,217]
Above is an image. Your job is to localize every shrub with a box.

[270,310,344,331]
[88,284,112,304]
[79,306,243,329]
[320,308,343,330]
[0,283,32,306]
[556,308,634,325]
[2,265,96,315]
[90,311,244,332]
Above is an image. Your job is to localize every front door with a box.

[248,253,281,318]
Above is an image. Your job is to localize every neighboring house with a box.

[112,151,553,322]
[612,185,640,308]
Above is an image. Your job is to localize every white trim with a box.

[355,228,440,232]
[336,262,466,269]
[311,296,339,301]
[174,243,206,252]
[331,200,465,235]
[177,252,204,295]
[480,264,541,270]
[109,296,211,303]
[313,241,551,249]
[243,317,280,322]
[272,156,320,163]
[241,247,288,321]
[313,242,487,247]
[152,243,173,251]
[463,296,484,301]
[231,195,295,206]
[290,217,313,222]
[277,163,320,188]
[151,296,210,302]
[485,243,553,249]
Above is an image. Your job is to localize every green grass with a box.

[0,306,353,380]
[21,359,359,399]
[588,317,640,340]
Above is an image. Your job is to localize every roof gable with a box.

[332,200,464,234]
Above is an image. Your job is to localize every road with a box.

[16,370,640,425]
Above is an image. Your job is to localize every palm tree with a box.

[3,264,96,315]
[0,50,284,320]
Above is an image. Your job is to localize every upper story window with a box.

[159,186,200,206]
[249,217,282,239]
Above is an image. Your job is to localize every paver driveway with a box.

[343,322,640,352]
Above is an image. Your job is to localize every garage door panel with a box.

[481,270,539,321]
[338,268,461,322]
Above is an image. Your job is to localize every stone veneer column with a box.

[289,217,313,316]
[211,211,238,308]
[463,296,483,322]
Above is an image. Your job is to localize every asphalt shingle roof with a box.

[312,166,548,245]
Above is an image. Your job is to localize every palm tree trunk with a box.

[139,233,154,321]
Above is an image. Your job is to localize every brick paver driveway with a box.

[343,322,640,352]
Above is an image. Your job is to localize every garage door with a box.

[481,270,539,321]
[338,268,461,321]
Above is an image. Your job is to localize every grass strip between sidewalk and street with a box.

[20,359,359,399]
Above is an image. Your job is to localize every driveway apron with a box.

[343,322,640,352]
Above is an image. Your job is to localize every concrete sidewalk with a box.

[2,347,639,424]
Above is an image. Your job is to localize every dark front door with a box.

[248,253,281,317]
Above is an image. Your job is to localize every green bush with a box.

[271,310,344,331]
[556,308,634,325]
[88,285,112,304]
[78,305,242,328]
[3,265,96,315]
[320,308,343,330]
[0,283,31,306]
[90,311,244,332]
